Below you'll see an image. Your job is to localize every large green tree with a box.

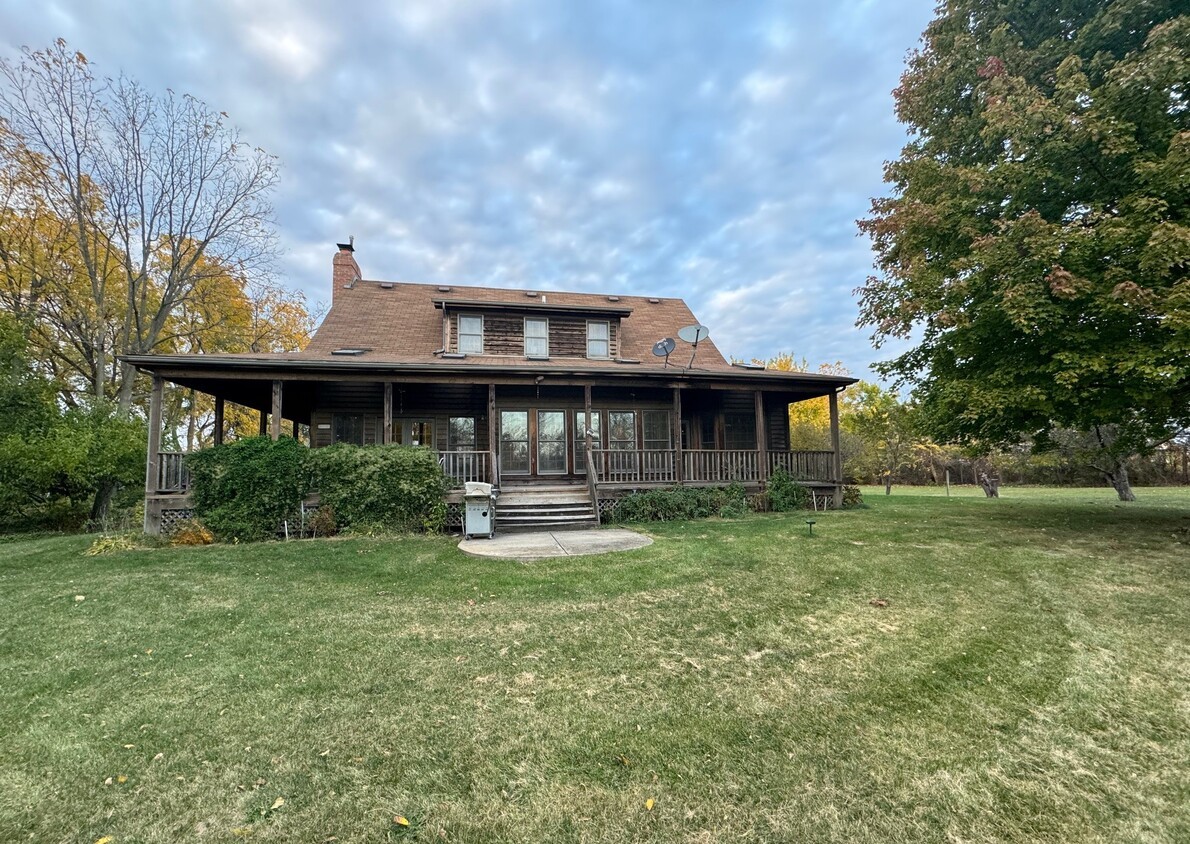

[858,0,1189,500]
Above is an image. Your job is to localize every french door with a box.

[499,409,570,476]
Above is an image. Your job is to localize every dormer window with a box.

[458,315,484,354]
[587,320,610,358]
[524,317,549,358]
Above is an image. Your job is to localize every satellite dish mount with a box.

[651,337,677,368]
[677,324,710,369]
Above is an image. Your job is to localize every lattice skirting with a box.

[160,508,196,534]
[444,502,463,531]
[597,498,618,519]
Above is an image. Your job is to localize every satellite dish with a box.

[677,324,710,368]
[652,337,677,368]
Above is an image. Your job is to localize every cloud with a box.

[0,0,937,379]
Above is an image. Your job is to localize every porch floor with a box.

[458,528,652,560]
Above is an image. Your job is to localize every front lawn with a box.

[1,488,1187,843]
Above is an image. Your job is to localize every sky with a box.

[0,0,936,378]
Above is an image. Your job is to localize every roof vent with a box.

[331,348,371,356]
[607,295,620,302]
[614,357,640,365]
[525,291,538,297]
[380,282,394,289]
[438,286,452,293]
[648,297,660,304]
[441,352,467,359]
[731,361,766,370]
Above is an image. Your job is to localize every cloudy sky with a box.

[1,0,935,377]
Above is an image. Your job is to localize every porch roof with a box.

[121,353,857,397]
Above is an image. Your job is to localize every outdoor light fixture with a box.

[804,518,816,536]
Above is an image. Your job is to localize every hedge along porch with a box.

[127,355,853,535]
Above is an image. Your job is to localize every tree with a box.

[858,1,1189,501]
[842,382,921,493]
[1,40,279,516]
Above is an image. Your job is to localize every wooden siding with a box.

[450,311,620,358]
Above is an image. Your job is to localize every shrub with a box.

[767,467,810,512]
[168,519,214,546]
[186,436,310,542]
[308,444,446,533]
[608,484,750,523]
[306,504,338,538]
[842,485,864,507]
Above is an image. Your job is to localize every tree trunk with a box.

[89,479,116,526]
[884,472,892,495]
[1101,456,1136,502]
[979,472,1000,498]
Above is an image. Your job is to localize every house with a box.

[125,242,856,534]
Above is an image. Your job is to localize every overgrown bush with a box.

[187,436,310,542]
[306,504,338,538]
[842,485,864,507]
[608,483,750,523]
[308,444,446,533]
[766,467,810,511]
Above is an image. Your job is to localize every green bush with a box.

[186,436,310,542]
[842,485,864,507]
[608,483,750,523]
[766,467,810,511]
[308,444,446,533]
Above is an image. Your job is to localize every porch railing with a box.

[439,450,492,487]
[683,449,760,483]
[157,451,190,493]
[769,450,835,481]
[590,448,678,484]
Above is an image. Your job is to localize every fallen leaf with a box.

[616,754,630,767]
[869,598,890,608]
[123,744,134,749]
[152,753,164,762]
[231,827,253,837]
[270,797,285,811]
[116,775,127,784]
[645,798,655,811]
[394,816,410,827]
[75,595,85,602]
[94,837,112,844]
[104,777,113,786]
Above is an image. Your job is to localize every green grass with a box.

[1,487,1188,843]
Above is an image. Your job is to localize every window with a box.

[524,317,549,358]
[332,414,364,445]
[458,315,483,354]
[609,411,637,449]
[448,417,476,451]
[643,411,671,451]
[587,321,610,358]
[500,411,529,474]
[573,411,602,474]
[724,413,756,450]
[537,411,566,473]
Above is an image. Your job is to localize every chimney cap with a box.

[336,236,355,253]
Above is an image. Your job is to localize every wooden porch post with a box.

[383,382,393,444]
[829,389,843,508]
[755,390,767,485]
[143,375,164,534]
[488,383,498,486]
[673,386,683,483]
[270,380,283,440]
[213,396,224,446]
[258,409,267,436]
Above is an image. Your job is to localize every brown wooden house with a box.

[125,242,856,534]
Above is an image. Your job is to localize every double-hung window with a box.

[587,321,610,358]
[458,315,484,354]
[524,317,549,358]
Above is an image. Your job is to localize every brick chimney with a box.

[333,237,362,300]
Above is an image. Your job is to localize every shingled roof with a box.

[300,279,732,371]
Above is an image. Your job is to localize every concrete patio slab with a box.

[458,528,652,560]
